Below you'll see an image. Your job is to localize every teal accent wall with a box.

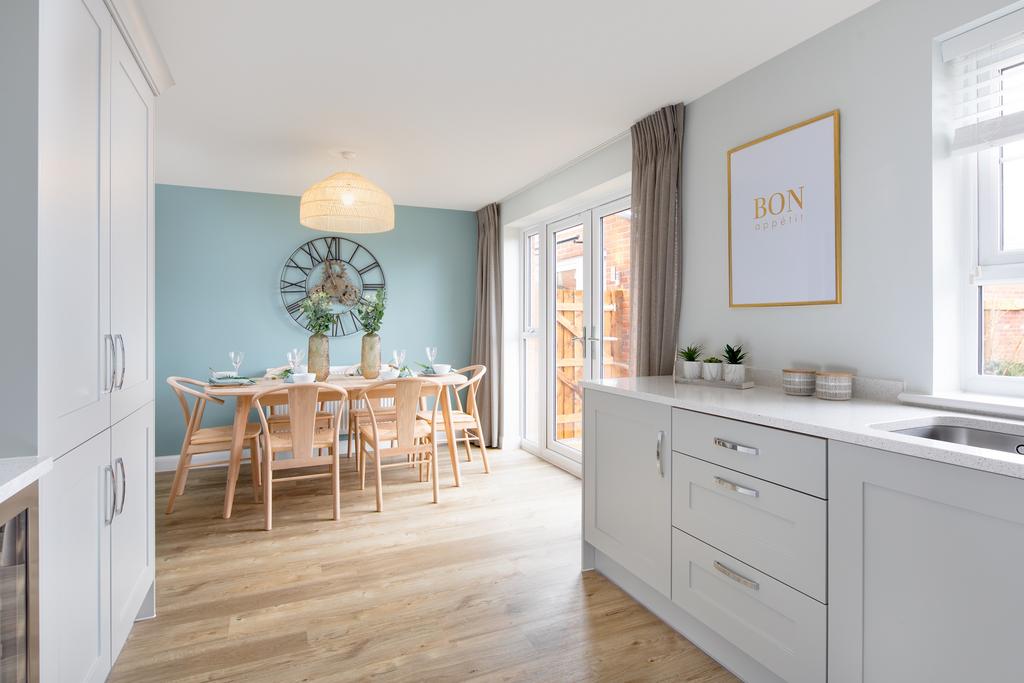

[156,184,477,457]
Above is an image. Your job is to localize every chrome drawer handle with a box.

[713,476,759,498]
[655,430,664,477]
[713,560,759,591]
[713,437,758,456]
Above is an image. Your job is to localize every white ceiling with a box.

[141,0,879,210]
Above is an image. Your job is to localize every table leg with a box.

[441,386,461,487]
[223,395,252,519]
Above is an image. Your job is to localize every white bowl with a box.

[291,372,315,384]
[378,368,399,380]
[432,363,452,375]
[211,370,238,379]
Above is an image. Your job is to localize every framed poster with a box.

[727,110,841,307]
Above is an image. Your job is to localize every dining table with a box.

[206,372,469,518]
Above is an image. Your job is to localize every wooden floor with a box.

[111,448,735,682]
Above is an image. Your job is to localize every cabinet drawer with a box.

[672,529,826,683]
[672,454,826,602]
[672,409,826,498]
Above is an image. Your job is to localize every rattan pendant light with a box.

[299,171,395,233]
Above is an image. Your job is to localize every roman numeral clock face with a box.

[279,237,386,337]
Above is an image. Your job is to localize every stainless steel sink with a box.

[889,423,1024,455]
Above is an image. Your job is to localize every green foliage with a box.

[677,343,704,362]
[300,291,335,336]
[723,343,747,365]
[703,356,722,364]
[355,289,387,335]
[984,360,1024,377]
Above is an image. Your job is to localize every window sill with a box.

[899,391,1024,420]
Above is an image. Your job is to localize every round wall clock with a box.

[279,236,386,337]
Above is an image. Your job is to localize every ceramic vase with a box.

[723,364,746,384]
[361,333,381,379]
[682,360,703,380]
[702,363,722,381]
[308,333,329,381]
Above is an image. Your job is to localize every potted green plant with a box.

[354,289,387,379]
[677,344,704,380]
[300,291,335,381]
[701,356,723,381]
[722,343,748,384]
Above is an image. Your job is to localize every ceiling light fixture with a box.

[299,152,394,233]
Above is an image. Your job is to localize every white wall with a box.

[679,0,1015,393]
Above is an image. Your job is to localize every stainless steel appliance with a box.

[0,483,38,683]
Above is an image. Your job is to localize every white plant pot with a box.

[682,360,702,380]
[702,363,722,381]
[723,364,746,384]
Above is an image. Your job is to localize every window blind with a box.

[944,9,1024,154]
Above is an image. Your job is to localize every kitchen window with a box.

[944,10,1024,393]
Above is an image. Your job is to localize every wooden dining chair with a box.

[358,379,443,512]
[418,365,490,474]
[165,377,262,514]
[253,383,347,530]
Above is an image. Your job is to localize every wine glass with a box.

[425,346,437,364]
[392,349,406,370]
[286,348,304,370]
[229,351,244,375]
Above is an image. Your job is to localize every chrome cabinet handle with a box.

[104,335,116,392]
[655,430,665,477]
[115,457,127,515]
[713,437,758,456]
[714,560,759,591]
[714,476,759,498]
[105,465,117,524]
[115,334,126,389]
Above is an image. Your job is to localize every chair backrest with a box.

[360,378,442,448]
[253,383,347,459]
[166,376,224,435]
[453,365,486,417]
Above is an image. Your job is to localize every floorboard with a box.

[110,448,736,682]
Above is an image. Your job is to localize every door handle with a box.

[713,437,758,456]
[713,476,759,498]
[713,560,759,591]
[105,465,117,524]
[570,333,587,359]
[104,335,116,392]
[115,457,127,515]
[115,334,126,389]
[655,430,665,477]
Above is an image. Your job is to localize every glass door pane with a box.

[550,221,586,454]
[596,205,633,378]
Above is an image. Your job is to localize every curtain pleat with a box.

[630,103,684,377]
[471,203,503,447]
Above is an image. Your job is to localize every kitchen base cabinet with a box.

[583,389,672,596]
[39,403,155,683]
[829,441,1024,682]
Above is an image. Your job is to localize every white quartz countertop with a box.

[581,376,1024,480]
[0,456,52,503]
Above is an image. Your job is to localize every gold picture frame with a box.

[727,110,842,307]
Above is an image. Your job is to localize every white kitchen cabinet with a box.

[37,0,113,459]
[829,440,1024,682]
[111,403,156,660]
[39,431,113,683]
[110,29,156,424]
[583,389,672,596]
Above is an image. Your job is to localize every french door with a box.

[521,197,633,467]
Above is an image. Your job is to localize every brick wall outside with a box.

[983,284,1024,375]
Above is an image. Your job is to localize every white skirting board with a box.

[587,544,787,683]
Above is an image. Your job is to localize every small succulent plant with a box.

[678,344,704,362]
[723,344,747,365]
[703,356,723,364]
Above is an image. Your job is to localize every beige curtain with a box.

[471,203,503,447]
[631,103,684,376]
